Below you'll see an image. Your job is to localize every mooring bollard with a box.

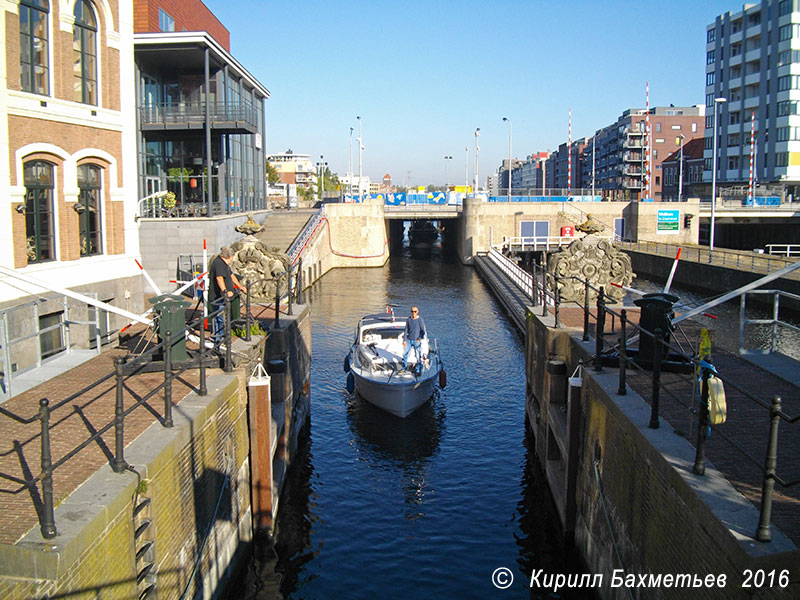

[113,357,127,472]
[756,395,782,543]
[594,288,606,372]
[296,258,305,305]
[39,398,57,539]
[288,266,294,316]
[583,279,590,342]
[164,330,174,427]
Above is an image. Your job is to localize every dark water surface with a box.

[227,244,589,599]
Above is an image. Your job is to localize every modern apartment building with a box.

[705,0,800,199]
[661,138,706,201]
[588,106,705,201]
[510,152,549,193]
[134,0,269,215]
[267,151,316,191]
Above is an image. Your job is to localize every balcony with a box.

[139,102,260,134]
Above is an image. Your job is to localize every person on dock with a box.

[209,247,242,343]
[402,306,426,373]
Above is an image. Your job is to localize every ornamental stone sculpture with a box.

[547,235,634,304]
[222,234,289,301]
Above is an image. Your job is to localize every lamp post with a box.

[444,155,452,197]
[464,146,469,191]
[503,117,512,200]
[710,97,727,260]
[349,127,354,199]
[357,116,363,200]
[678,134,685,203]
[592,134,596,198]
[473,128,480,196]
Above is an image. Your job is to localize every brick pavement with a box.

[0,333,210,545]
[556,305,800,546]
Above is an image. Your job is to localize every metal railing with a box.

[0,292,248,539]
[766,244,800,257]
[486,249,798,542]
[139,101,260,130]
[1,293,103,400]
[739,289,800,356]
[619,239,799,277]
[287,207,324,266]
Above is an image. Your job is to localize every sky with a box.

[204,0,737,186]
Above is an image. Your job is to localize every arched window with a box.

[77,164,102,256]
[19,0,49,95]
[73,0,97,105]
[23,160,55,264]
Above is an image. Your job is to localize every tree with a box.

[266,162,281,186]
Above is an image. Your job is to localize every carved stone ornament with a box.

[235,214,264,235]
[225,235,289,301]
[547,235,634,304]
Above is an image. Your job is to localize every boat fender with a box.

[439,369,447,389]
[346,371,355,393]
[343,353,351,373]
[708,377,726,425]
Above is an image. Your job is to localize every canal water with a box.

[226,242,590,599]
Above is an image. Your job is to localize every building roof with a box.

[662,138,705,164]
[134,31,270,98]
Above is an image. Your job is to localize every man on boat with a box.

[402,306,426,373]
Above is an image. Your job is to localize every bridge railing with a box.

[619,239,799,278]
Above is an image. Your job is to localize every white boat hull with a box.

[351,367,439,418]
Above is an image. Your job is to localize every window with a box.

[747,11,761,26]
[73,0,97,104]
[730,65,742,79]
[778,100,799,116]
[778,50,800,66]
[729,89,742,102]
[780,0,793,17]
[777,127,791,142]
[159,8,174,32]
[706,93,715,107]
[707,28,716,43]
[706,72,716,86]
[779,24,798,42]
[692,123,698,133]
[778,75,800,91]
[731,19,742,34]
[731,43,742,57]
[705,115,714,129]
[730,111,741,125]
[705,136,713,150]
[77,164,102,256]
[671,125,682,130]
[707,50,716,64]
[728,156,739,170]
[19,0,49,95]
[39,311,65,359]
[704,158,713,171]
[656,123,662,133]
[728,133,741,146]
[23,160,55,264]
[655,138,665,143]
[776,152,789,167]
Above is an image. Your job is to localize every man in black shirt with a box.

[209,247,242,342]
[402,305,426,372]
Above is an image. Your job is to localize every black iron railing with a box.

[139,101,259,129]
[0,294,244,539]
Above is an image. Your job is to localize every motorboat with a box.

[344,309,445,418]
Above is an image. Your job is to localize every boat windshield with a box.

[361,327,404,342]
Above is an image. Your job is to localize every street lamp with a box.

[464,146,469,190]
[473,128,480,195]
[444,155,452,197]
[678,134,685,203]
[357,116,363,200]
[349,127,354,199]
[710,97,727,260]
[502,117,512,200]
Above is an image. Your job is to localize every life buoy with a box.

[708,377,726,425]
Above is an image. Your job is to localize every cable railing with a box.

[0,287,256,538]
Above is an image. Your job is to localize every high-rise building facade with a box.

[706,0,800,199]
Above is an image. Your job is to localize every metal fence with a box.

[486,245,799,542]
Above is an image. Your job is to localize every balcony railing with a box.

[139,102,259,131]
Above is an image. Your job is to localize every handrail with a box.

[0,285,250,538]
[287,207,324,265]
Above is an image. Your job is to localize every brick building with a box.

[661,138,707,201]
[0,0,141,370]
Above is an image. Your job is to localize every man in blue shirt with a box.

[402,306,426,372]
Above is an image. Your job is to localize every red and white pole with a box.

[749,112,755,203]
[645,81,651,200]
[568,108,572,195]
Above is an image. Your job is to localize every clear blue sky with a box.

[204,0,735,186]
